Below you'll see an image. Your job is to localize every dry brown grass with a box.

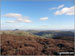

[0,33,74,55]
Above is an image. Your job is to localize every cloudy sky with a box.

[1,0,74,30]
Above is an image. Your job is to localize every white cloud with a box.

[17,18,32,23]
[23,19,32,23]
[4,13,32,23]
[40,17,48,21]
[6,21,18,23]
[50,4,64,10]
[4,13,22,18]
[55,6,75,15]
[57,4,64,9]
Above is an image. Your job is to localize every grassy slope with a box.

[0,31,74,55]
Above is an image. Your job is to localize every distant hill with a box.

[26,30,74,41]
[26,30,74,36]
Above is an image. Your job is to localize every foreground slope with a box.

[0,33,74,55]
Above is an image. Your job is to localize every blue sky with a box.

[1,0,74,30]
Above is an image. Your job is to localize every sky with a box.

[1,0,75,30]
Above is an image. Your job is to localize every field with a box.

[0,30,74,55]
